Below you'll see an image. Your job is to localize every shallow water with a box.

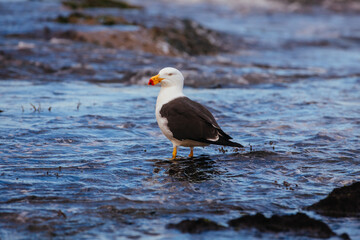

[1,78,359,239]
[1,0,360,239]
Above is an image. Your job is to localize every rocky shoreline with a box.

[167,182,359,238]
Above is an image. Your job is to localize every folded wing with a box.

[160,97,243,147]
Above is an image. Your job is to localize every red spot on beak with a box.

[148,79,154,85]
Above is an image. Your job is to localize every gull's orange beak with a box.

[148,74,164,86]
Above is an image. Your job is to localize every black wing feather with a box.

[160,97,243,147]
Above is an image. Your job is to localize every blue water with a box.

[1,77,359,239]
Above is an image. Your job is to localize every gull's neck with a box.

[156,86,185,108]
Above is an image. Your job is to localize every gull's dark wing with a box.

[160,97,243,147]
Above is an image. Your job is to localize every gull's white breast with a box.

[155,86,209,147]
[155,86,183,145]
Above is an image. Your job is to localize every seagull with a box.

[149,67,244,159]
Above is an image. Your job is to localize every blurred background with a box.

[0,0,359,239]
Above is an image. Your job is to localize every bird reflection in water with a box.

[152,156,221,183]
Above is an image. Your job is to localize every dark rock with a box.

[56,30,78,40]
[4,195,71,204]
[228,213,335,238]
[56,28,180,56]
[306,181,360,217]
[166,218,226,234]
[55,12,130,26]
[151,19,222,56]
[339,233,351,240]
[57,18,230,56]
[98,205,154,221]
[0,212,57,237]
[243,150,278,157]
[62,0,141,9]
[56,12,90,24]
[280,0,325,5]
[12,14,237,57]
[277,0,360,12]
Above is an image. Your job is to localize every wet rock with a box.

[4,195,71,204]
[6,27,53,40]
[98,205,155,220]
[122,65,282,87]
[27,222,55,234]
[166,218,226,234]
[277,0,360,12]
[120,69,158,85]
[55,12,130,26]
[56,12,91,24]
[56,18,231,56]
[306,181,360,217]
[228,213,336,238]
[0,50,58,80]
[151,19,222,56]
[281,0,324,5]
[339,233,351,240]
[62,28,176,56]
[0,212,59,237]
[9,3,241,57]
[62,0,141,9]
[243,150,278,157]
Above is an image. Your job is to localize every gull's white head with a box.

[148,67,184,89]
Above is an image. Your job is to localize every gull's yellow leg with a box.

[188,147,194,158]
[172,146,177,160]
